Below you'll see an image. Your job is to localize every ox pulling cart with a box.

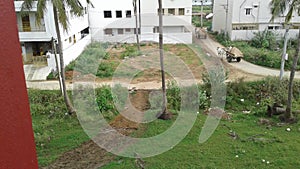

[217,46,243,63]
[224,47,243,62]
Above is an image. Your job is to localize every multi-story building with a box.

[212,0,300,41]
[15,0,91,69]
[89,0,193,44]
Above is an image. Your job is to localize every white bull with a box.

[217,47,226,57]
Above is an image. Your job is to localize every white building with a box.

[15,0,91,68]
[89,0,193,44]
[212,0,300,41]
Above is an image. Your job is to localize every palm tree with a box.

[270,0,300,122]
[138,0,142,36]
[133,0,140,50]
[156,0,171,120]
[22,0,93,114]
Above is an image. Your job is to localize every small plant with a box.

[120,45,142,59]
[215,31,231,46]
[167,81,181,111]
[96,61,119,78]
[47,71,58,80]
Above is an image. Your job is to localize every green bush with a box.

[95,86,119,120]
[120,45,142,59]
[166,81,209,111]
[250,30,277,50]
[225,77,300,115]
[167,81,181,111]
[65,42,109,74]
[47,71,58,80]
[215,31,231,46]
[28,90,67,118]
[96,61,119,78]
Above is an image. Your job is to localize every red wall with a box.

[0,1,38,168]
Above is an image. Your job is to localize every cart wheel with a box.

[236,57,241,62]
[227,57,232,63]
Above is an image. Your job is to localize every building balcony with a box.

[18,25,46,32]
[17,23,46,32]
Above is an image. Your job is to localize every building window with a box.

[179,8,185,15]
[232,23,258,30]
[168,8,175,15]
[73,34,76,43]
[153,27,159,33]
[116,10,122,18]
[125,28,131,32]
[268,26,281,30]
[118,29,124,34]
[245,8,252,15]
[126,10,131,18]
[134,28,140,34]
[104,29,113,35]
[21,15,31,32]
[104,11,112,18]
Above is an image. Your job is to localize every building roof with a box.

[14,1,38,12]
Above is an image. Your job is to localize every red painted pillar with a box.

[0,1,38,169]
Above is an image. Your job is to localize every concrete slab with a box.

[23,65,52,81]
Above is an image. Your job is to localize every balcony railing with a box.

[17,23,46,32]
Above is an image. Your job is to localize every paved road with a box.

[195,34,300,79]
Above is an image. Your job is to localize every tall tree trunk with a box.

[133,0,140,51]
[157,0,168,119]
[52,37,63,93]
[280,27,289,80]
[285,28,300,121]
[138,0,141,35]
[53,6,76,114]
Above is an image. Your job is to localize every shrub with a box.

[167,81,181,111]
[250,30,277,50]
[96,61,119,78]
[120,45,142,59]
[167,81,209,111]
[215,31,231,46]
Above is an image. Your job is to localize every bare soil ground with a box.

[42,90,151,169]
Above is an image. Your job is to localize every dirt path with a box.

[42,90,150,169]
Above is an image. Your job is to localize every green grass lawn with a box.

[29,78,300,168]
[101,78,300,168]
[102,113,300,168]
[29,90,90,166]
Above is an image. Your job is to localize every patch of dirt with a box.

[64,43,264,85]
[223,61,264,82]
[42,90,151,169]
[65,70,97,81]
[41,140,114,169]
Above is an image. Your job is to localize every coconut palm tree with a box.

[270,0,300,122]
[22,0,93,114]
[156,0,171,120]
[133,0,140,50]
